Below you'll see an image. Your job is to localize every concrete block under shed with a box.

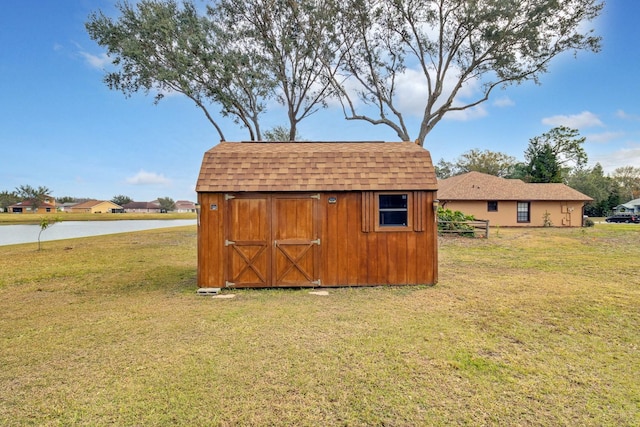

[197,287,221,295]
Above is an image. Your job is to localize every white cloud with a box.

[79,51,112,69]
[591,144,640,173]
[328,64,489,122]
[542,111,604,128]
[493,96,515,108]
[395,66,484,121]
[616,109,640,121]
[585,131,625,144]
[126,170,172,186]
[395,68,429,116]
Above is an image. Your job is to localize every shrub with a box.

[437,207,476,237]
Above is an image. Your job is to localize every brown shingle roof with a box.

[438,171,593,201]
[122,201,161,209]
[196,141,437,192]
[9,200,56,209]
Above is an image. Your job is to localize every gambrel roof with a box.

[196,141,437,192]
[438,171,593,201]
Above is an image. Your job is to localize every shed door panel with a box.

[227,196,270,287]
[273,196,319,287]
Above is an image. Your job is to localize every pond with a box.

[0,220,197,247]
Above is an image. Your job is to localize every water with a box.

[0,220,196,246]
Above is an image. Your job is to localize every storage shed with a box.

[195,141,438,288]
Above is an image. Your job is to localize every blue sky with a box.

[1,1,639,203]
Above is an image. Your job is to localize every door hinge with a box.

[310,194,320,199]
[225,281,235,287]
[225,239,236,246]
[311,238,320,245]
[311,279,321,286]
[225,194,235,200]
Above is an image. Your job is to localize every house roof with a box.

[617,198,640,209]
[9,200,56,209]
[70,200,122,209]
[438,171,593,201]
[123,201,161,209]
[196,141,437,192]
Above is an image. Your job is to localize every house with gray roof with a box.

[613,198,640,215]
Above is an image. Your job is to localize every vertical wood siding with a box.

[197,193,225,287]
[320,192,437,286]
[197,191,438,288]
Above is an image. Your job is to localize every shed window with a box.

[487,201,498,212]
[517,201,530,223]
[375,193,413,231]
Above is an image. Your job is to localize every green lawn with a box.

[1,224,638,425]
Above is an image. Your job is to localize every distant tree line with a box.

[0,185,52,212]
[0,188,178,213]
[435,126,640,217]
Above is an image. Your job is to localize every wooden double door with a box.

[225,194,320,288]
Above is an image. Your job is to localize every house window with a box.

[517,202,530,223]
[375,193,412,231]
[487,201,498,212]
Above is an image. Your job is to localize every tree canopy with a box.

[15,185,52,209]
[86,0,340,141]
[157,197,176,212]
[111,195,133,206]
[522,126,587,183]
[611,166,640,202]
[566,163,619,216]
[263,125,303,142]
[86,0,603,144]
[327,0,602,145]
[435,149,517,178]
[0,191,20,211]
[525,143,563,183]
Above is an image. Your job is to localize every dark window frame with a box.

[487,201,498,212]
[374,192,413,232]
[517,201,531,223]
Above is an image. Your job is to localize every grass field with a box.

[1,224,638,426]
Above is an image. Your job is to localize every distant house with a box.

[57,202,78,212]
[8,200,56,214]
[174,200,196,213]
[122,201,163,213]
[438,171,593,227]
[613,198,640,214]
[68,200,124,214]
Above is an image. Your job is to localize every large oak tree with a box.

[329,0,603,145]
[87,0,603,144]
